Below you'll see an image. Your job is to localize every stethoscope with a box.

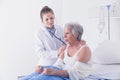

[49,30,66,45]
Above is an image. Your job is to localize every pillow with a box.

[91,40,120,64]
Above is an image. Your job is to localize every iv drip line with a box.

[106,5,111,40]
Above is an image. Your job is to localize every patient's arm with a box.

[42,68,69,78]
[77,45,91,63]
[42,47,68,78]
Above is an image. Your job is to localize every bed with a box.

[91,40,120,79]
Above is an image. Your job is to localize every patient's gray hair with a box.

[64,22,83,41]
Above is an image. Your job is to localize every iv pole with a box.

[106,5,111,40]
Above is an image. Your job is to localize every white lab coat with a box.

[35,24,65,66]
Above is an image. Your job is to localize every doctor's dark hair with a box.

[64,22,84,41]
[40,6,54,20]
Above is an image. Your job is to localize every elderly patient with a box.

[20,22,91,80]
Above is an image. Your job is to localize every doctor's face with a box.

[42,12,55,29]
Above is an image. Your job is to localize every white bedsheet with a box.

[91,64,120,79]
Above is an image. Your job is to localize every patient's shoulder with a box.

[77,45,91,63]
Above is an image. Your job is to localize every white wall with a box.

[62,0,120,51]
[0,0,62,80]
[0,0,38,80]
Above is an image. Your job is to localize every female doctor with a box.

[35,6,65,66]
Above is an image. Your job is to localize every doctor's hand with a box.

[35,65,43,73]
[81,39,86,45]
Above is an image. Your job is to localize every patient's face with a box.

[64,27,76,44]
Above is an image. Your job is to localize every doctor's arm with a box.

[35,41,58,58]
[35,39,58,59]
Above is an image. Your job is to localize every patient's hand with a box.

[58,45,66,59]
[42,68,56,75]
[35,65,43,73]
